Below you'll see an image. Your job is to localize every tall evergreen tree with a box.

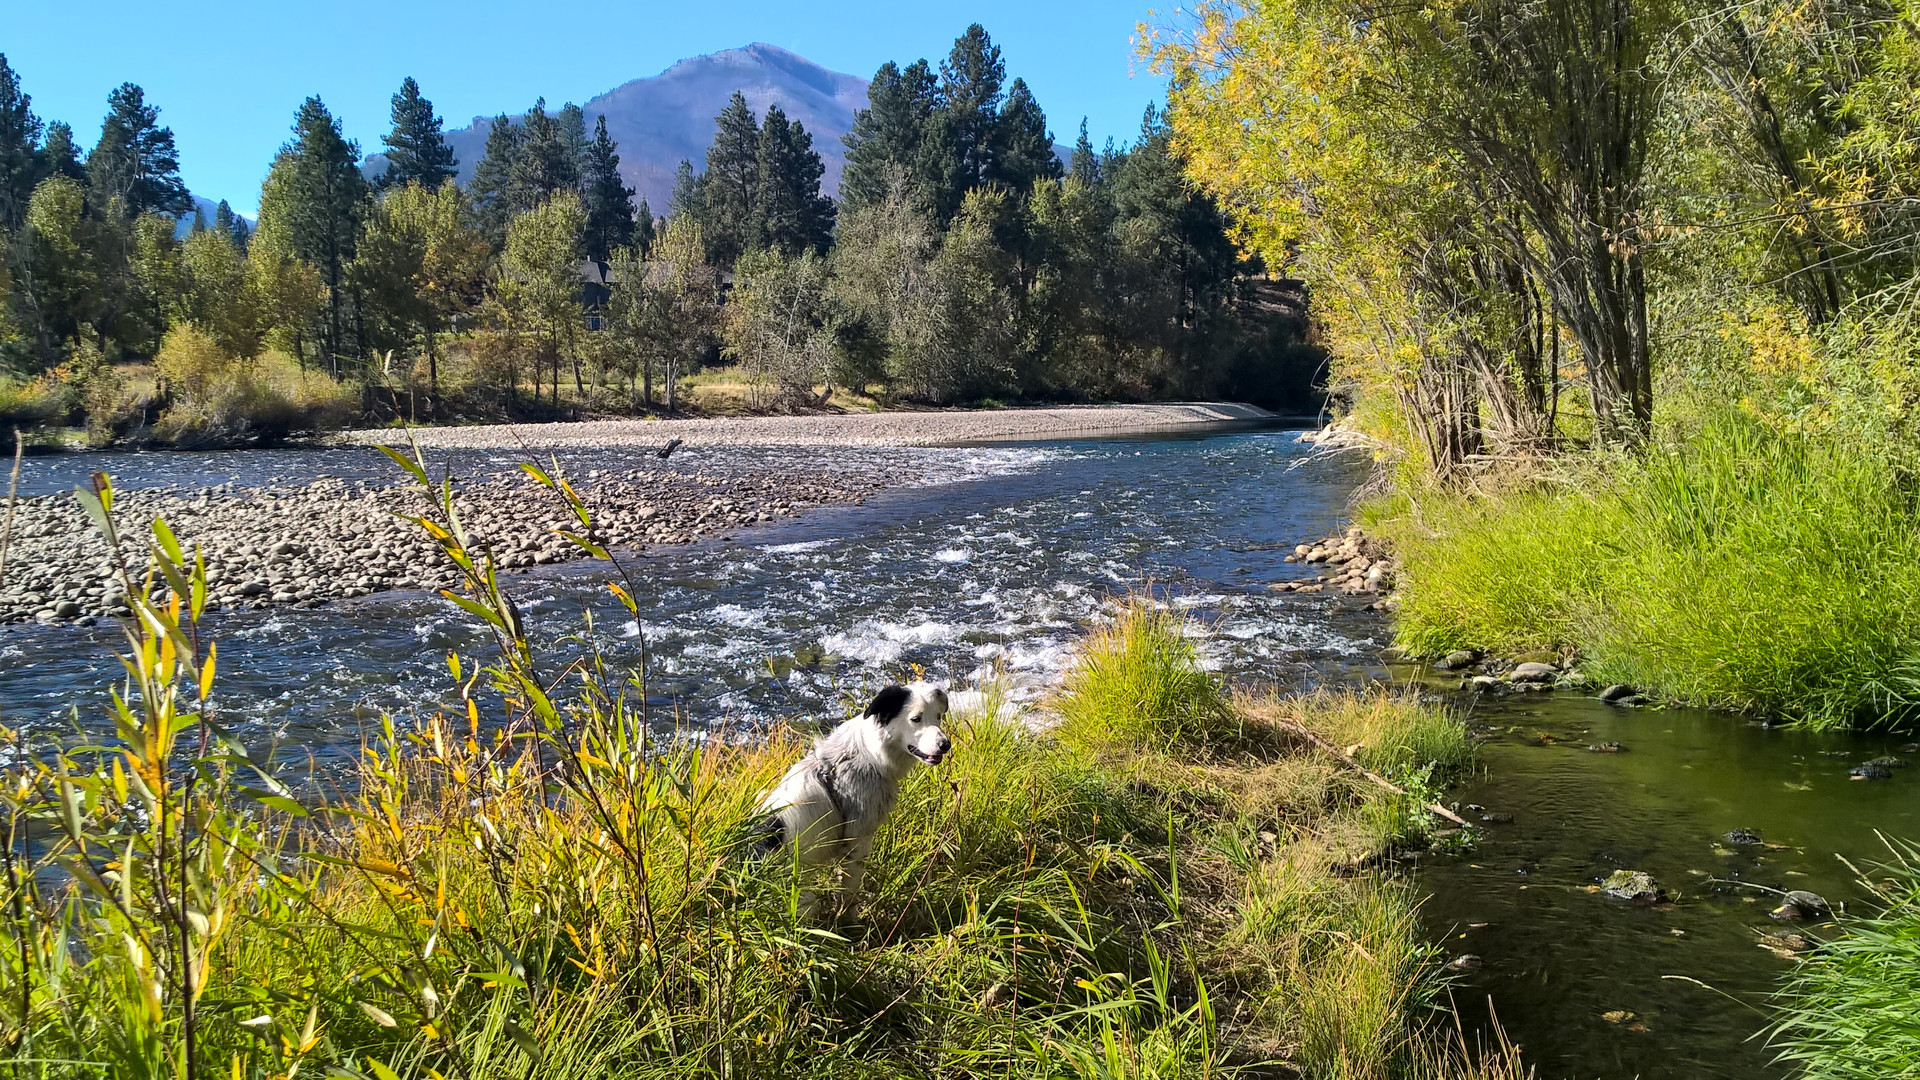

[1069,119,1101,187]
[509,99,579,212]
[85,83,191,218]
[940,25,1007,194]
[633,196,656,253]
[559,103,590,184]
[755,105,834,256]
[213,198,249,250]
[379,76,457,189]
[41,121,85,184]
[699,91,763,268]
[259,96,367,373]
[668,159,701,221]
[581,114,635,263]
[469,114,522,246]
[840,59,942,213]
[991,78,1060,195]
[0,54,41,231]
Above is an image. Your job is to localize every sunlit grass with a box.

[1372,411,1920,728]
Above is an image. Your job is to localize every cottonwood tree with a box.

[606,216,718,411]
[723,247,837,406]
[498,190,586,403]
[353,180,489,403]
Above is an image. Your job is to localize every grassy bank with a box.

[1770,841,1920,1079]
[0,466,1517,1079]
[1365,413,1920,729]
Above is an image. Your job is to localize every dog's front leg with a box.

[835,834,877,911]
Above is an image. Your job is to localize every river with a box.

[0,425,1913,1078]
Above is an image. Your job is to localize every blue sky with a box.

[6,0,1175,216]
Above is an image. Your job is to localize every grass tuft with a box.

[1054,600,1238,754]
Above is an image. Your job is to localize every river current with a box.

[3,425,1915,1079]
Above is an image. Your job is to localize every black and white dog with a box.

[752,681,952,914]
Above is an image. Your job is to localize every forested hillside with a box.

[0,25,1316,446]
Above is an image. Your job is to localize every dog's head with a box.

[864,681,952,767]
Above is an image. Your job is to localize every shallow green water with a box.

[1416,685,1920,1078]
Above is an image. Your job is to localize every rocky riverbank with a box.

[334,402,1278,450]
[0,454,929,625]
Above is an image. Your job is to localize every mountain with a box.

[364,44,872,212]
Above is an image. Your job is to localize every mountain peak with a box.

[371,45,871,210]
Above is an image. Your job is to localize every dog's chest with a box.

[818,754,897,837]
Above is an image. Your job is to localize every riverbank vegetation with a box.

[1152,0,1920,730]
[0,25,1317,448]
[0,464,1516,1078]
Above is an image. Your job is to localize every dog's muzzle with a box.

[910,738,952,766]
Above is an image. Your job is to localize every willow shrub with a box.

[1374,411,1920,727]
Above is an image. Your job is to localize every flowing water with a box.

[2,425,1916,1078]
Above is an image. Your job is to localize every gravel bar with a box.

[334,402,1278,450]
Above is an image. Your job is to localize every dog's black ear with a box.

[863,685,912,725]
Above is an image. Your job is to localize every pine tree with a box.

[469,114,522,246]
[668,160,701,221]
[1069,119,1100,187]
[991,77,1060,194]
[559,103,590,185]
[940,25,1006,195]
[213,198,249,250]
[85,83,192,218]
[756,105,834,256]
[582,114,635,263]
[0,53,41,231]
[633,196,656,254]
[379,76,458,190]
[509,99,579,212]
[840,59,942,214]
[258,96,367,374]
[41,121,86,184]
[699,91,763,268]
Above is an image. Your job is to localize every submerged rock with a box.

[1435,649,1479,670]
[1723,828,1763,847]
[1599,870,1665,903]
[1863,756,1908,769]
[1588,742,1626,754]
[1850,761,1895,781]
[1508,661,1559,683]
[1599,683,1639,703]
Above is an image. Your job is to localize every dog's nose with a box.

[937,735,952,755]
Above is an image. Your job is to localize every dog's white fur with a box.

[753,681,952,913]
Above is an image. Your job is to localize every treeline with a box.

[0,24,1308,444]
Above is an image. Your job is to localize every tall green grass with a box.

[1374,411,1920,727]
[1771,840,1920,1079]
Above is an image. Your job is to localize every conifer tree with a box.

[699,91,763,268]
[213,198,249,250]
[509,99,579,212]
[559,103,590,183]
[840,60,942,214]
[992,78,1060,194]
[582,114,635,263]
[379,76,457,190]
[756,105,834,256]
[633,196,656,253]
[0,54,41,231]
[85,83,191,218]
[258,96,366,373]
[1069,119,1101,187]
[41,121,86,185]
[469,114,522,246]
[940,25,1006,195]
